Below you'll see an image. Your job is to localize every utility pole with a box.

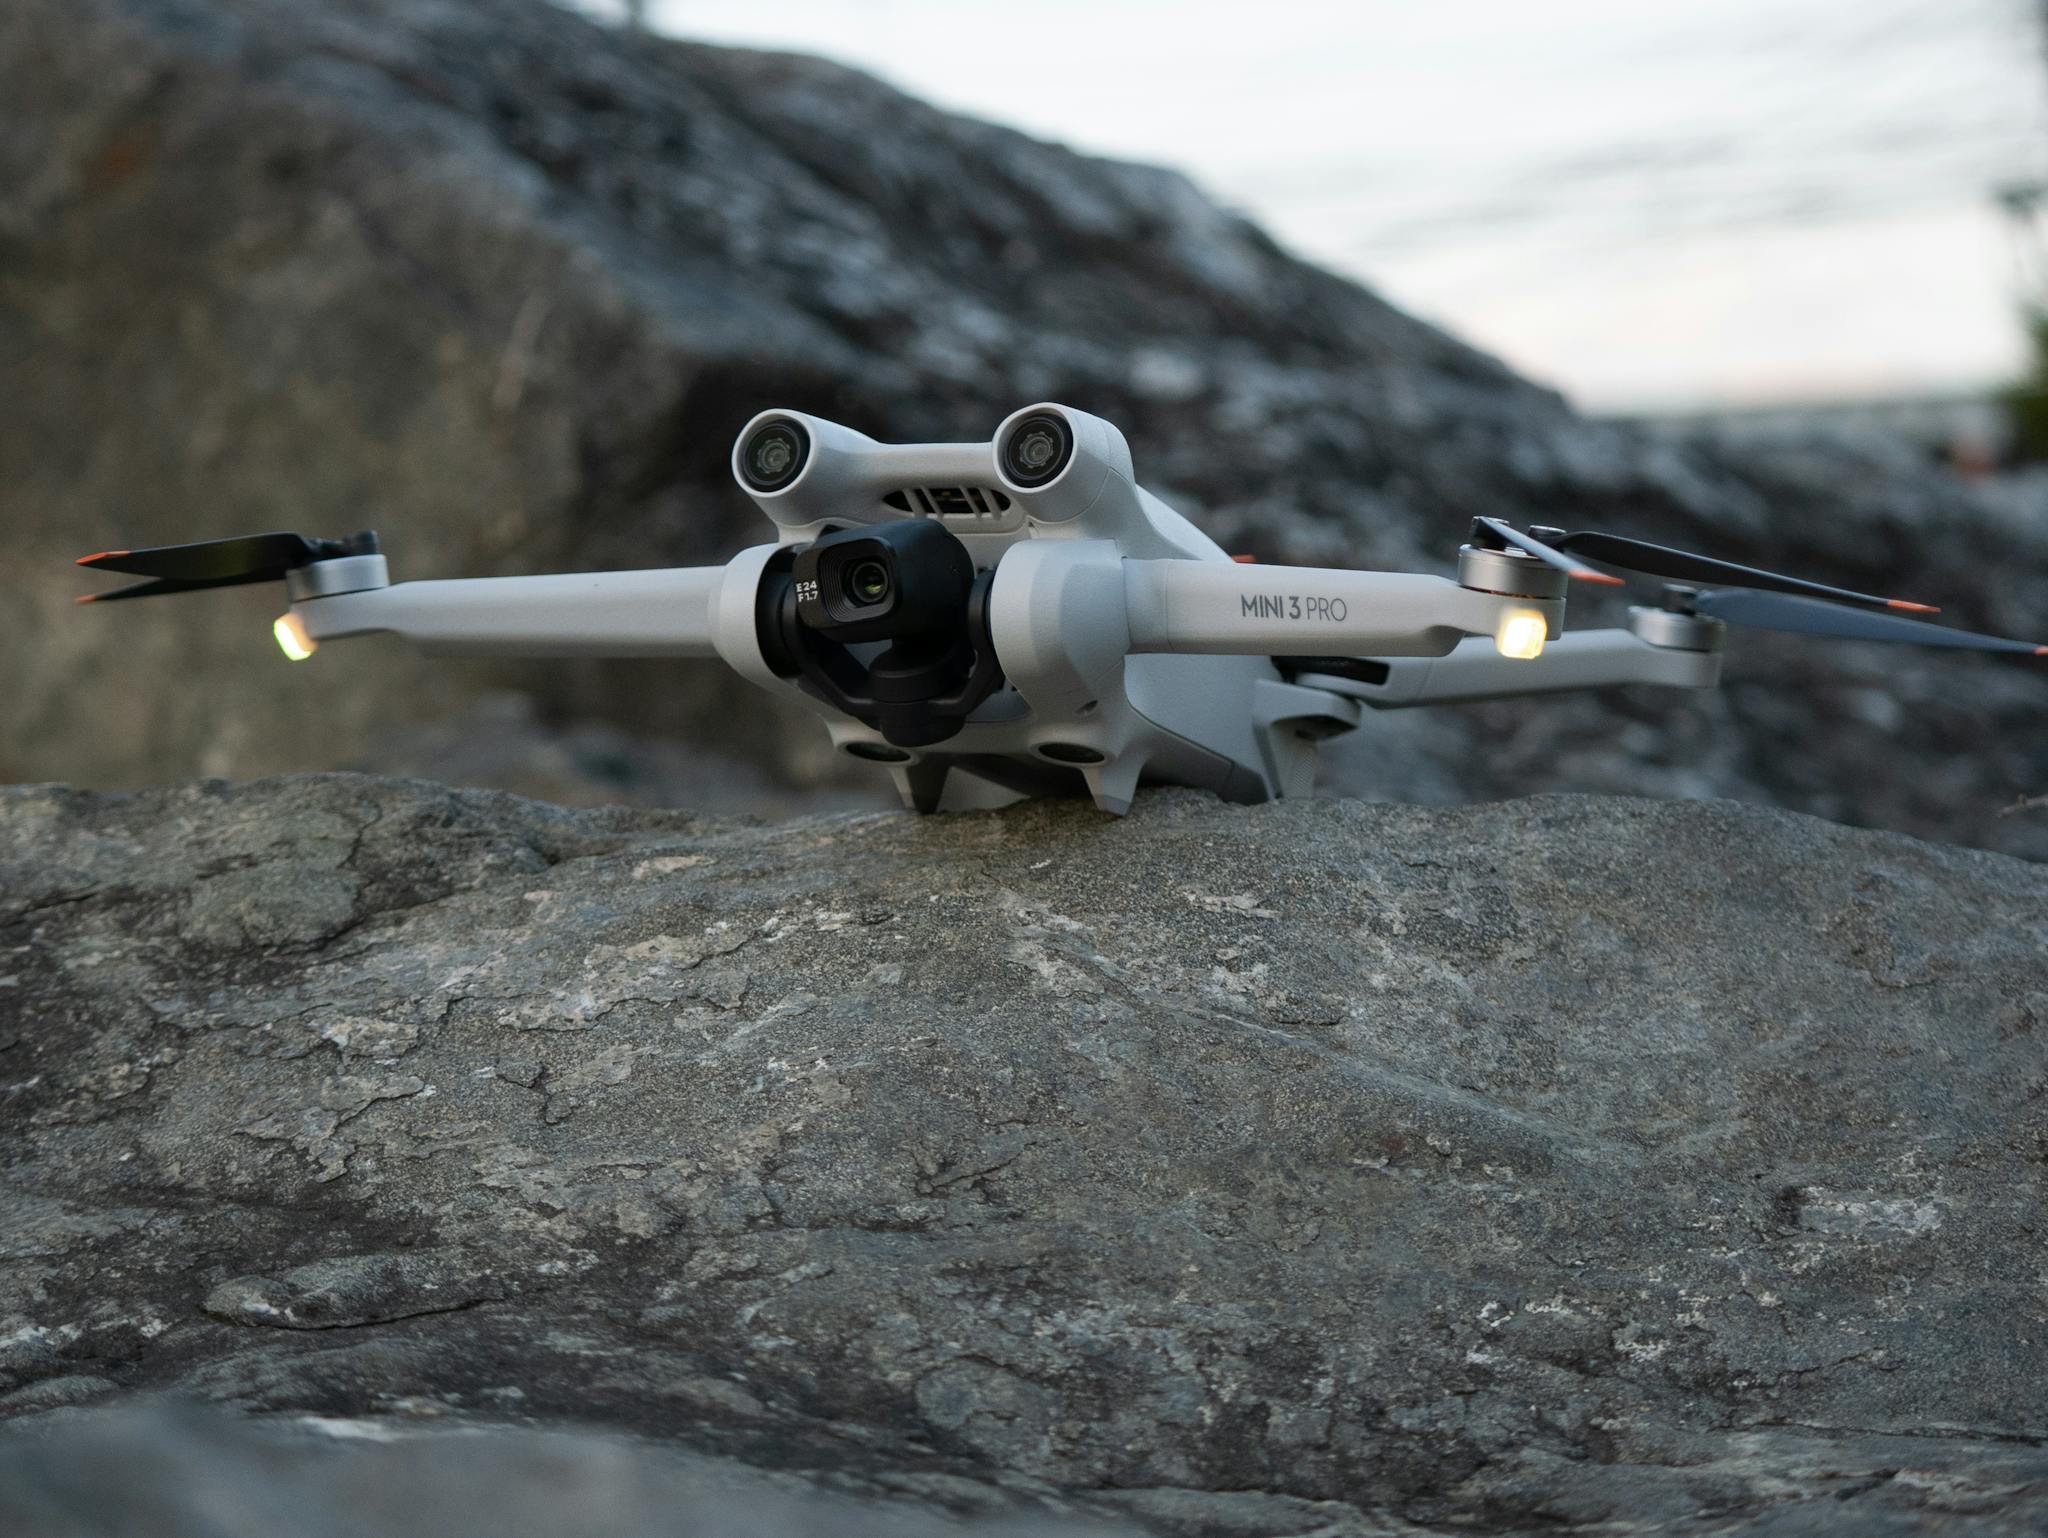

[1997,181,2047,296]
[2006,1,2048,275]
[1992,3,2048,460]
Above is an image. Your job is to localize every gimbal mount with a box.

[754,520,1005,750]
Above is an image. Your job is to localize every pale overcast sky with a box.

[577,0,2048,413]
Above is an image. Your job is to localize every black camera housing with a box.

[791,520,974,643]
[757,519,1003,747]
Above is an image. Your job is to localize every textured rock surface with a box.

[0,1410,1128,1538]
[3,0,2044,857]
[2,775,2045,1534]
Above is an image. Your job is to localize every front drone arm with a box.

[1122,559,1559,658]
[1302,627,1724,709]
[292,567,726,658]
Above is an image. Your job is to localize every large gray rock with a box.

[0,1410,1129,1538]
[3,0,2044,857]
[3,774,2045,1534]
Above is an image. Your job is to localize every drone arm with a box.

[1122,560,1557,658]
[1308,628,1723,709]
[293,567,725,658]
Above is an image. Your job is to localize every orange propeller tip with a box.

[73,593,97,605]
[2035,645,2047,657]
[76,550,129,566]
[1230,553,1258,564]
[1887,599,1940,615]
[1574,570,1627,586]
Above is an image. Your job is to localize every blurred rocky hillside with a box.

[3,0,2043,853]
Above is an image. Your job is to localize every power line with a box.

[1227,0,2045,267]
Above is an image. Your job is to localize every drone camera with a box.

[737,416,811,493]
[998,412,1074,488]
[989,403,1136,523]
[844,556,892,609]
[768,516,1003,748]
[792,519,974,644]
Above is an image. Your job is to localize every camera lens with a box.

[740,420,809,491]
[844,558,892,608]
[1001,413,1072,487]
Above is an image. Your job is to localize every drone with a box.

[79,404,2044,815]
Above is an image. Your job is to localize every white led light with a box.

[1494,610,1547,660]
[273,613,317,662]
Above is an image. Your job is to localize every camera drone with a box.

[79,404,2045,815]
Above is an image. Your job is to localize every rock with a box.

[2,773,2045,1534]
[0,1409,1132,1537]
[3,0,2044,857]
[201,1249,502,1330]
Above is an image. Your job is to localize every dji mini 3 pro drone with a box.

[79,404,2045,814]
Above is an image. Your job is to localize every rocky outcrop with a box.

[2,775,2045,1534]
[3,0,2044,857]
[0,1410,1134,1538]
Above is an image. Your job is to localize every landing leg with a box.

[889,760,951,815]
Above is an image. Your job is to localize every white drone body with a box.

[80,403,2040,814]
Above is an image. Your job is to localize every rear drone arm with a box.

[1122,559,1561,658]
[1300,625,1724,709]
[289,566,727,658]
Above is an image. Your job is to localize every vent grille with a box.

[882,486,1014,519]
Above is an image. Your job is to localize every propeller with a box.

[76,531,379,603]
[1548,529,1938,614]
[1466,519,1939,614]
[1468,520,2040,653]
[1684,587,2046,656]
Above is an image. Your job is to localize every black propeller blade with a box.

[77,531,378,603]
[1550,529,1937,615]
[1692,588,2046,656]
[76,576,264,604]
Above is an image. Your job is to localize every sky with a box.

[575,0,2048,414]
